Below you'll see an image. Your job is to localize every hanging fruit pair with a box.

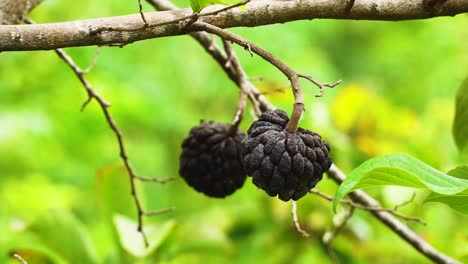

[178,109,332,201]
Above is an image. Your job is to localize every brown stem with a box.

[54,47,150,247]
[323,206,355,263]
[309,189,427,225]
[228,91,248,136]
[190,22,338,134]
[291,200,310,237]
[137,0,149,26]
[134,175,175,183]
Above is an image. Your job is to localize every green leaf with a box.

[95,165,135,219]
[189,0,246,13]
[332,154,468,211]
[27,210,100,264]
[165,223,235,258]
[113,214,176,258]
[190,0,228,12]
[424,165,468,215]
[1,231,69,264]
[424,191,468,215]
[453,77,468,152]
[447,165,468,180]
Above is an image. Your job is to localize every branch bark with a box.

[0,0,43,24]
[1,0,467,51]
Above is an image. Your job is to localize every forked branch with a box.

[190,22,341,133]
[54,47,176,246]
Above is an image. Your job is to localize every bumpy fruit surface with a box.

[179,121,247,198]
[241,109,332,201]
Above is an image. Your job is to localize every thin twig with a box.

[258,84,288,95]
[228,91,248,135]
[298,74,342,97]
[55,48,178,246]
[82,47,100,74]
[291,200,310,237]
[148,0,250,28]
[144,207,176,216]
[54,49,110,111]
[222,39,263,116]
[12,254,27,264]
[54,47,151,246]
[49,41,173,248]
[222,39,249,134]
[93,0,250,34]
[323,207,355,264]
[309,189,426,225]
[24,19,110,111]
[25,14,160,250]
[394,193,416,211]
[223,39,234,68]
[137,0,149,26]
[135,175,176,183]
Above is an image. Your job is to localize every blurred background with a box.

[0,1,467,263]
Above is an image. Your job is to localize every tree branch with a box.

[143,2,461,262]
[1,0,467,51]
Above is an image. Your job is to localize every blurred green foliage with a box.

[0,1,467,263]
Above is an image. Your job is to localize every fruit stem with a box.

[284,76,304,134]
[228,91,248,136]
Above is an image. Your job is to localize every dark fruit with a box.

[241,109,332,201]
[179,120,247,198]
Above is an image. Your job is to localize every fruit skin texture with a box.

[179,121,247,198]
[241,109,332,201]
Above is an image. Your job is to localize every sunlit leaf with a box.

[0,174,79,218]
[1,231,69,264]
[190,0,246,13]
[113,214,175,258]
[446,165,468,180]
[424,165,468,215]
[424,191,468,215]
[27,210,100,263]
[6,247,67,264]
[190,0,227,12]
[453,77,468,152]
[95,165,135,219]
[333,154,468,211]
